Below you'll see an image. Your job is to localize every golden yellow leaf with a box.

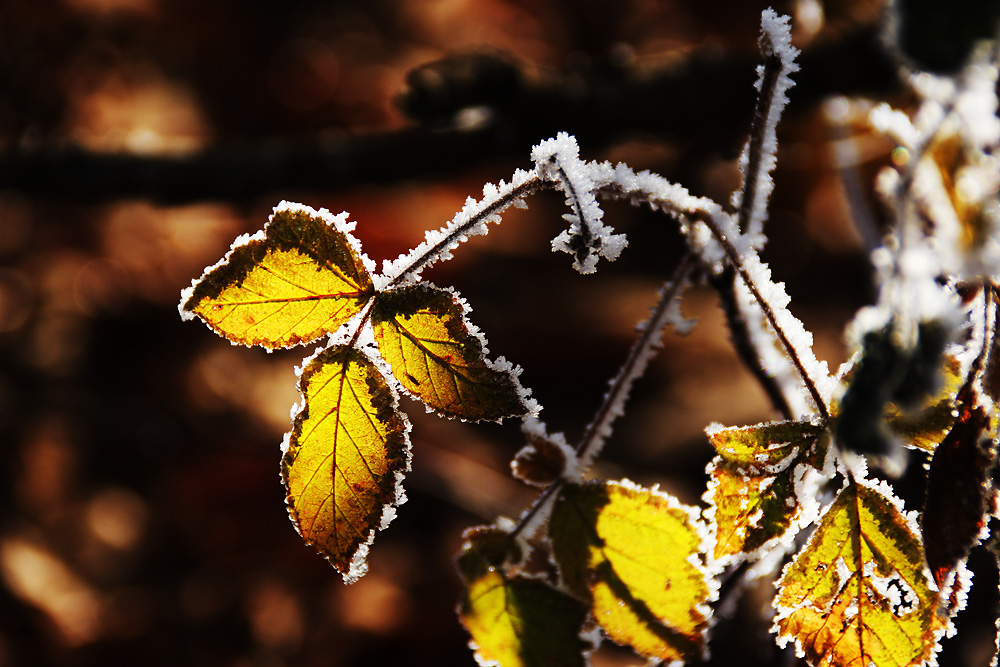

[457,548,589,667]
[705,420,828,561]
[181,203,374,349]
[707,420,825,472]
[549,480,711,662]
[372,283,529,421]
[774,479,947,667]
[281,345,410,582]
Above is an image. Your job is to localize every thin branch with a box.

[510,253,696,541]
[576,253,696,465]
[709,266,795,419]
[699,214,831,421]
[735,45,782,235]
[385,176,546,288]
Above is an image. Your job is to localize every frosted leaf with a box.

[532,133,628,274]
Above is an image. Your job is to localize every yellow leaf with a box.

[885,355,963,452]
[774,479,947,667]
[372,283,529,421]
[281,345,410,582]
[705,420,828,561]
[457,549,589,667]
[181,203,374,349]
[707,420,826,473]
[708,461,798,561]
[549,480,712,662]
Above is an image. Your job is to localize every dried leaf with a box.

[922,387,996,598]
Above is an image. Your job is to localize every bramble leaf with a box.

[885,355,964,452]
[371,283,530,421]
[921,387,996,605]
[705,420,828,562]
[774,479,947,667]
[549,480,711,662]
[281,345,410,582]
[457,548,589,667]
[180,202,375,349]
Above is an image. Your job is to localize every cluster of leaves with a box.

[179,9,1000,667]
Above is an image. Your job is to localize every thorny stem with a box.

[509,253,696,541]
[699,214,831,421]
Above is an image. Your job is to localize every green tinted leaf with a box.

[281,345,410,582]
[705,420,827,561]
[457,549,589,667]
[181,203,374,349]
[707,420,826,472]
[774,479,947,667]
[549,480,711,662]
[885,355,963,451]
[372,283,530,421]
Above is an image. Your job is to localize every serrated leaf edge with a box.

[771,476,951,665]
[282,340,413,584]
[178,200,376,350]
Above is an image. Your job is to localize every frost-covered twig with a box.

[588,156,834,420]
[576,253,697,469]
[380,173,545,288]
[709,267,795,419]
[532,134,627,274]
[731,8,800,247]
[698,212,833,420]
[510,253,697,542]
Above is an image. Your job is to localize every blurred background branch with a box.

[2,25,897,203]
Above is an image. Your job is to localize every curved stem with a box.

[699,214,830,421]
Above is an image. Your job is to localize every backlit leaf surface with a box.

[885,355,963,452]
[457,549,589,667]
[549,480,711,662]
[372,283,528,421]
[705,420,827,561]
[281,345,410,582]
[181,203,374,349]
[774,479,946,667]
